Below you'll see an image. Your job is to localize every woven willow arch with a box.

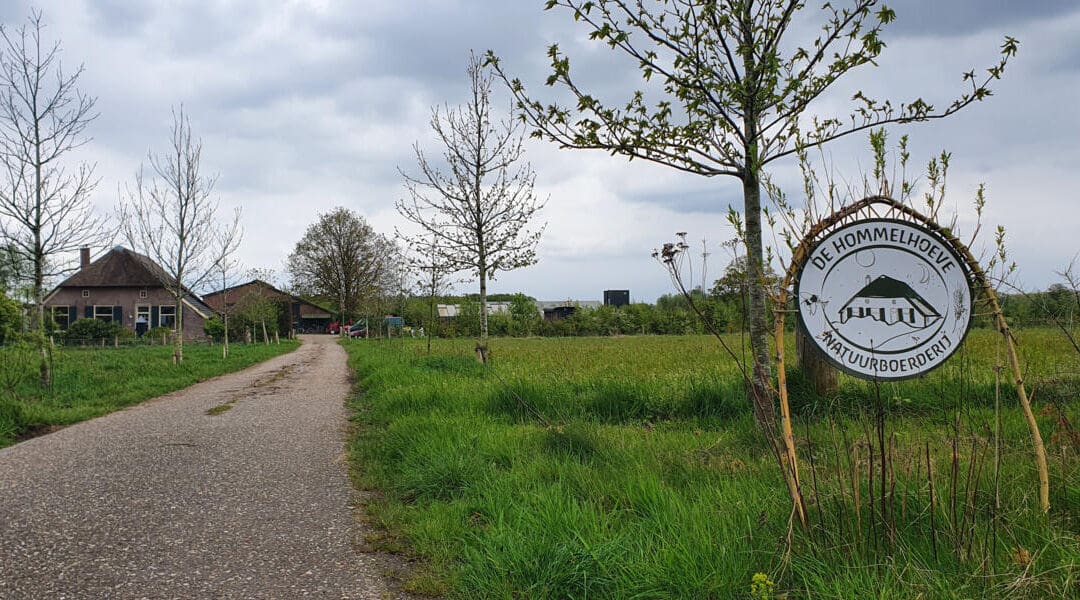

[773,195,1049,518]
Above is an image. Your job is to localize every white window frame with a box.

[81,289,89,298]
[159,305,176,328]
[135,304,150,323]
[93,305,114,322]
[139,289,147,299]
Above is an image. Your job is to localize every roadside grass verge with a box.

[0,340,300,447]
[343,331,1079,598]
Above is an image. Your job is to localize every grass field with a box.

[344,330,1079,598]
[0,340,300,448]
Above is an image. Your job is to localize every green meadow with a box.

[344,330,1079,598]
[0,341,299,448]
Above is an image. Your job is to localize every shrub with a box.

[65,318,123,340]
[203,316,225,340]
[0,293,20,344]
[0,398,29,444]
[145,326,174,342]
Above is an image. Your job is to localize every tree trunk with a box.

[477,264,489,364]
[795,326,838,395]
[427,295,435,354]
[261,319,269,345]
[173,294,184,364]
[33,255,51,388]
[742,166,776,427]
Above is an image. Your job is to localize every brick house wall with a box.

[47,286,208,340]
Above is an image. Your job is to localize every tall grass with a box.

[0,340,299,447]
[344,330,1079,598]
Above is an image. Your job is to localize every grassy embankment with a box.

[0,340,300,447]
[344,330,1079,599]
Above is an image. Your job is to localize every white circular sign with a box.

[796,219,973,380]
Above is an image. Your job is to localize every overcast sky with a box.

[2,1,1076,303]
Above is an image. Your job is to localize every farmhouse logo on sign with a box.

[796,219,973,380]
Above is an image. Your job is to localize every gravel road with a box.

[0,335,410,599]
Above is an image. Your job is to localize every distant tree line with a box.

[387,282,1078,341]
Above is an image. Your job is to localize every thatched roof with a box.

[61,246,176,288]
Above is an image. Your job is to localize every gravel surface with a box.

[0,335,412,599]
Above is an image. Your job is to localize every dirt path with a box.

[0,335,409,599]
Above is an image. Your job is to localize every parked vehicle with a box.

[328,321,341,335]
[349,322,367,338]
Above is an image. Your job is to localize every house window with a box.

[136,305,150,322]
[82,290,89,298]
[50,306,70,330]
[139,289,147,299]
[94,305,114,322]
[159,305,176,328]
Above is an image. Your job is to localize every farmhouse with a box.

[838,275,941,327]
[43,246,214,339]
[202,279,335,333]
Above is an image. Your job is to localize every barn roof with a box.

[202,279,335,315]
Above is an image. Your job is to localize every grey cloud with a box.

[886,0,1079,36]
[0,0,1072,297]
[625,188,740,215]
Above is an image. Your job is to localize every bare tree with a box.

[406,234,458,353]
[120,107,240,364]
[209,221,243,358]
[398,52,545,364]
[287,207,397,325]
[0,10,110,385]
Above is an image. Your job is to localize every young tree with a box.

[235,292,279,345]
[406,234,457,354]
[0,10,111,385]
[120,107,241,364]
[287,207,397,323]
[488,0,1016,425]
[0,243,30,297]
[209,221,243,358]
[509,293,540,336]
[398,52,546,364]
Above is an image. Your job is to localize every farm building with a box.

[838,275,941,327]
[436,300,604,321]
[536,300,602,320]
[603,290,630,307]
[436,302,512,319]
[43,246,214,339]
[202,280,335,333]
